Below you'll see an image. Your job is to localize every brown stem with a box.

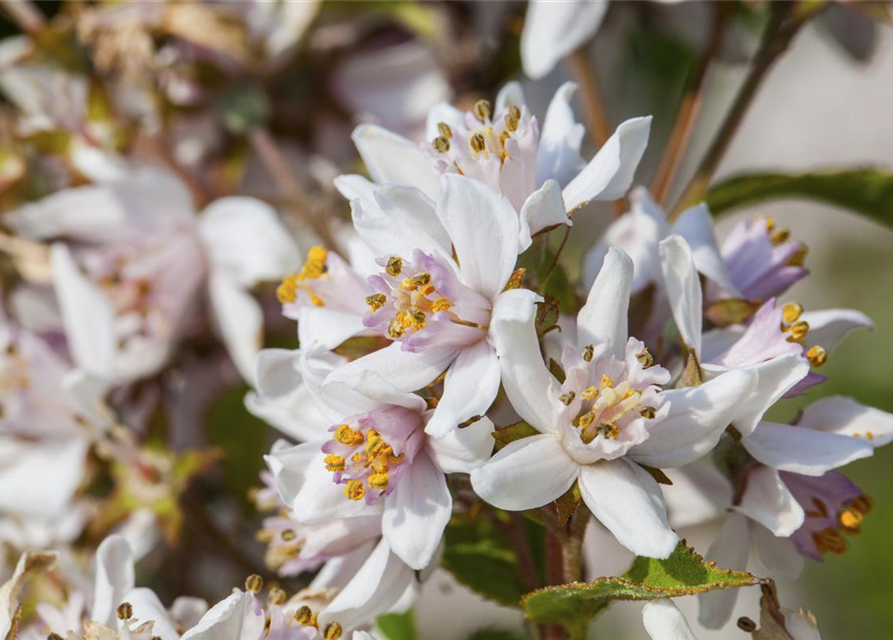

[670,3,816,218]
[0,0,45,34]
[567,48,611,147]
[249,127,339,250]
[544,530,567,640]
[651,6,728,206]
[541,224,570,288]
[562,508,591,584]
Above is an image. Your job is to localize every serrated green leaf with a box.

[375,609,416,640]
[705,170,893,227]
[522,542,760,637]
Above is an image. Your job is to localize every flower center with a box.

[566,374,652,445]
[277,246,328,307]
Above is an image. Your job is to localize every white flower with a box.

[337,82,650,250]
[520,1,609,80]
[642,599,697,640]
[7,156,301,384]
[471,247,756,558]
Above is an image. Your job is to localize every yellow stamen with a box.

[368,473,389,490]
[636,347,653,368]
[582,345,594,362]
[473,99,491,122]
[852,494,874,514]
[764,216,776,232]
[432,297,451,313]
[116,603,133,620]
[437,122,452,139]
[505,104,521,132]
[782,302,803,324]
[559,391,575,406]
[580,386,598,401]
[334,424,364,446]
[324,622,343,639]
[788,320,809,341]
[640,406,657,419]
[268,587,286,605]
[771,228,791,245]
[788,244,808,267]
[807,345,827,367]
[281,529,297,541]
[295,606,315,626]
[245,574,263,593]
[840,508,863,531]
[601,375,613,389]
[366,292,387,312]
[470,132,486,153]
[387,317,406,339]
[345,480,366,501]
[385,256,403,276]
[324,454,345,472]
[433,136,450,153]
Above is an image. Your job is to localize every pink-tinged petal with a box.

[698,513,750,629]
[435,173,520,300]
[520,1,608,80]
[428,416,495,474]
[562,116,651,211]
[199,196,300,287]
[577,246,634,360]
[326,341,458,394]
[351,123,440,199]
[490,289,556,433]
[642,600,697,640]
[734,467,804,537]
[471,434,578,511]
[796,396,893,448]
[659,235,702,355]
[519,179,569,251]
[207,273,263,384]
[799,308,873,351]
[751,524,803,581]
[383,452,451,570]
[671,202,739,296]
[425,340,500,437]
[629,369,757,469]
[180,592,245,640]
[536,81,585,187]
[91,536,135,627]
[742,422,873,476]
[579,458,678,558]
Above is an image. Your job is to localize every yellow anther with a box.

[788,245,809,267]
[345,480,366,501]
[582,345,594,362]
[840,508,863,531]
[387,317,406,339]
[324,622,344,639]
[324,454,345,472]
[852,494,874,514]
[806,345,827,367]
[601,375,614,389]
[256,529,275,543]
[406,307,427,330]
[276,276,298,303]
[559,391,575,406]
[268,587,286,606]
[788,321,809,341]
[470,132,486,153]
[245,574,264,593]
[295,605,315,626]
[505,104,521,132]
[782,302,803,324]
[117,602,133,620]
[368,473,389,490]
[813,528,847,555]
[640,406,657,419]
[301,246,328,278]
[771,228,791,245]
[575,411,595,430]
[334,424,364,446]
[580,386,598,401]
[437,122,453,139]
[432,297,451,313]
[410,272,432,287]
[366,292,387,312]
[764,216,776,232]
[636,347,653,368]
[281,529,297,541]
[385,256,403,276]
[433,136,450,153]
[473,99,492,122]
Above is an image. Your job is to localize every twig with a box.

[0,0,45,34]
[541,225,571,288]
[670,3,817,218]
[544,530,567,640]
[651,5,728,206]
[562,508,591,584]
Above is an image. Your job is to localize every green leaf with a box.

[466,629,526,640]
[376,609,416,640]
[705,298,759,327]
[705,170,893,226]
[492,421,539,451]
[554,482,582,526]
[522,542,760,638]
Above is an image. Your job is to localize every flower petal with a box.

[697,512,750,629]
[536,81,585,187]
[351,123,440,199]
[662,461,733,529]
[520,1,608,80]
[642,600,697,640]
[562,116,651,211]
[425,102,466,141]
[799,308,873,351]
[435,173,520,299]
[383,452,452,570]
[489,289,556,433]
[495,81,526,112]
[425,340,500,437]
[91,535,135,627]
[796,396,893,448]
[5,185,129,243]
[519,179,569,251]
[578,458,678,558]
[577,246,633,359]
[751,523,803,581]
[0,438,88,518]
[297,307,367,351]
[734,466,804,537]
[207,273,263,384]
[629,369,758,469]
[742,422,873,476]
[428,416,495,474]
[326,341,457,393]
[671,203,739,296]
[471,434,577,511]
[659,235,702,355]
[180,592,245,640]
[125,588,180,640]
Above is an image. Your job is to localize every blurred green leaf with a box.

[376,609,416,640]
[466,629,525,640]
[706,170,893,226]
[522,542,760,639]
[492,420,538,451]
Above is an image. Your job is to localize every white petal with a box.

[435,174,520,299]
[751,523,803,581]
[734,466,804,537]
[562,116,652,211]
[424,102,466,141]
[5,185,129,243]
[518,179,569,251]
[579,458,678,558]
[642,600,697,640]
[92,535,135,627]
[50,244,117,378]
[428,416,495,474]
[659,235,702,355]
[124,588,180,640]
[207,273,263,384]
[199,196,300,287]
[784,610,823,640]
[662,461,733,529]
[489,289,556,433]
[797,395,893,448]
[180,592,245,640]
[630,369,757,469]
[520,1,608,80]
[326,341,457,393]
[671,203,739,296]
[263,440,319,507]
[332,368,428,414]
[536,82,585,187]
[0,438,88,518]
[425,340,500,437]
[742,422,873,476]
[351,123,440,199]
[800,308,873,351]
[383,453,452,570]
[471,434,577,511]
[698,513,750,629]
[577,246,633,359]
